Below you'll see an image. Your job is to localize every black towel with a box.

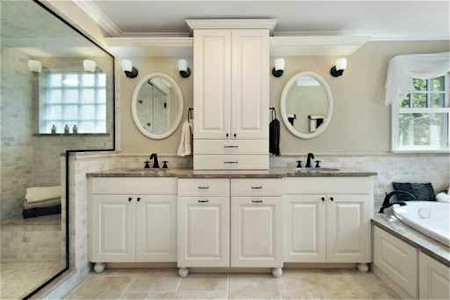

[269,118,280,156]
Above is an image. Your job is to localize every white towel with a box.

[177,121,192,157]
[436,192,450,203]
[25,186,61,203]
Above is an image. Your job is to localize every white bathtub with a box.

[393,201,450,246]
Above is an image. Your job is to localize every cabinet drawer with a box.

[194,140,268,155]
[231,179,283,196]
[194,154,269,170]
[178,179,229,197]
[90,177,177,195]
[374,226,418,298]
[285,177,372,194]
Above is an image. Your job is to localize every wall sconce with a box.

[83,59,96,72]
[272,58,285,77]
[122,59,139,78]
[28,60,42,73]
[177,59,191,78]
[330,58,348,77]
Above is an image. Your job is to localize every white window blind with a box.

[39,71,107,134]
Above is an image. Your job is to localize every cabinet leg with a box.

[272,267,283,278]
[94,263,106,273]
[357,263,369,273]
[178,268,189,278]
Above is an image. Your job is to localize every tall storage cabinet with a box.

[190,21,271,170]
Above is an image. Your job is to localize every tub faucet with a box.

[149,153,159,169]
[379,190,417,213]
[305,153,315,168]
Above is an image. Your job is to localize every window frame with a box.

[38,70,108,135]
[391,74,450,153]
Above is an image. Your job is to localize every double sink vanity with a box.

[87,168,376,277]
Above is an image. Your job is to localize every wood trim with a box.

[186,19,278,32]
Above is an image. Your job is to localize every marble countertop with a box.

[372,213,450,267]
[86,168,377,178]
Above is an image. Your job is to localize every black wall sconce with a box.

[122,59,139,78]
[177,59,191,78]
[272,58,285,77]
[330,58,348,77]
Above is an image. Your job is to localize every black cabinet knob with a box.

[128,197,132,202]
[137,197,141,202]
[233,133,237,138]
[321,197,325,202]
[226,133,229,137]
[330,197,334,201]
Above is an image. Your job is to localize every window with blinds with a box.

[38,71,107,134]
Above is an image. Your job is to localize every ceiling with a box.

[78,1,450,40]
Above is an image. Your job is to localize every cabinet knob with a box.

[198,199,209,203]
[251,186,263,190]
[137,197,141,202]
[252,199,263,203]
[198,185,209,190]
[321,197,325,202]
[128,197,132,202]
[330,197,334,201]
[233,133,237,138]
[226,133,229,138]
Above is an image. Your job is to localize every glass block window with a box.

[392,75,449,152]
[39,71,107,134]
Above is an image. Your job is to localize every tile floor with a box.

[65,268,400,299]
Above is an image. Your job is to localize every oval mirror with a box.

[131,73,184,139]
[280,72,334,139]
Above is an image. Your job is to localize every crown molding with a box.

[105,37,193,58]
[186,19,278,33]
[72,0,122,36]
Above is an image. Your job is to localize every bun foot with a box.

[272,267,283,278]
[94,263,106,273]
[178,268,189,278]
[357,263,369,273]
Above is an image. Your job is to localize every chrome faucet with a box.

[305,153,315,168]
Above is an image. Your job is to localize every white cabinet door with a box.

[193,30,231,139]
[177,197,230,267]
[90,195,135,262]
[327,195,371,262]
[231,30,269,140]
[231,197,283,267]
[284,195,326,262]
[420,252,450,300]
[136,195,176,262]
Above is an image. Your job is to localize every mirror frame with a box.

[280,71,334,139]
[131,73,184,140]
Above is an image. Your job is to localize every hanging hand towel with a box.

[177,121,192,156]
[269,116,280,156]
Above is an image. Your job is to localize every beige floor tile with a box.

[126,272,180,293]
[67,276,132,299]
[349,271,401,300]
[147,292,178,299]
[229,274,281,299]
[176,290,228,299]
[120,292,149,299]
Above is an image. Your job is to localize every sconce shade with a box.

[122,59,138,78]
[330,57,348,77]
[177,59,191,78]
[28,60,42,73]
[83,59,96,72]
[272,58,285,77]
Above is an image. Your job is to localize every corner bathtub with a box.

[393,201,450,246]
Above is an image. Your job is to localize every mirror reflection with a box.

[133,74,183,139]
[285,76,328,134]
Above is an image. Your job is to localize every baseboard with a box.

[284,263,356,269]
[107,262,177,268]
[372,265,416,299]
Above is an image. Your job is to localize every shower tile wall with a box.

[0,48,34,219]
[0,51,114,218]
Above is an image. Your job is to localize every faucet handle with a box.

[144,160,150,169]
[162,161,168,169]
[296,160,303,168]
[315,160,321,168]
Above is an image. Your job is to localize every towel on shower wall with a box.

[25,186,61,203]
[177,121,192,156]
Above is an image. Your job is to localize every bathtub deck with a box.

[372,213,450,267]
